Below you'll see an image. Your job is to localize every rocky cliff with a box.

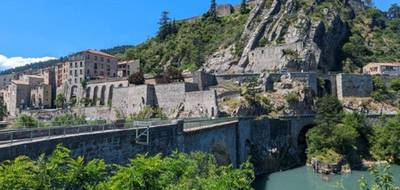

[206,0,366,74]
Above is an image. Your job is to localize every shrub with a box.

[12,115,39,129]
[285,92,299,105]
[51,114,87,127]
[128,71,145,85]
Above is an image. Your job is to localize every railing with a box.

[0,119,176,147]
[183,117,238,129]
[0,123,121,146]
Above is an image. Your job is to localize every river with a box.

[255,165,400,190]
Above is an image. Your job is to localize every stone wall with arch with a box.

[85,79,129,106]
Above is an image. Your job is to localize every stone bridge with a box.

[0,114,391,174]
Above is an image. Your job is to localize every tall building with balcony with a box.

[56,50,118,101]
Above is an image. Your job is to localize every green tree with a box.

[51,114,87,126]
[55,93,66,109]
[240,0,249,14]
[359,164,400,190]
[387,4,400,19]
[0,146,254,190]
[128,71,145,85]
[204,0,218,21]
[370,115,400,162]
[0,99,7,120]
[158,11,172,40]
[315,96,343,127]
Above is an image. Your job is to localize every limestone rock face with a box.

[204,0,362,73]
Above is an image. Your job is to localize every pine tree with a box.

[240,0,249,14]
[158,11,171,40]
[204,0,218,21]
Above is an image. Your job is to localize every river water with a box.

[255,165,400,190]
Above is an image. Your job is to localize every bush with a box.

[370,115,400,163]
[128,71,145,85]
[0,145,255,190]
[51,114,87,127]
[285,92,299,105]
[12,115,39,129]
[128,106,167,120]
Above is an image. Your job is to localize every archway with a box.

[93,86,98,106]
[297,124,316,163]
[70,85,78,100]
[86,87,91,99]
[323,79,332,95]
[100,85,106,105]
[108,85,114,104]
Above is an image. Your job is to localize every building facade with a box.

[117,60,140,77]
[56,50,118,101]
[0,73,18,90]
[363,62,400,76]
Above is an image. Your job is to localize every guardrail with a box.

[183,117,238,129]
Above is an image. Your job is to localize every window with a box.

[101,64,104,69]
[80,69,83,74]
[70,70,73,75]
[80,78,83,82]
[87,55,90,59]
[94,63,97,69]
[80,62,83,67]
[75,70,78,76]
[70,62,73,67]
[107,58,110,63]
[74,78,77,83]
[94,56,98,61]
[100,57,104,62]
[87,70,90,75]
[75,62,78,68]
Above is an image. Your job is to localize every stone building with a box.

[0,69,56,117]
[336,73,373,100]
[363,62,400,76]
[84,78,129,106]
[117,60,140,77]
[112,82,218,118]
[0,73,18,90]
[56,50,118,101]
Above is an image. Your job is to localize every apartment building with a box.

[56,50,118,101]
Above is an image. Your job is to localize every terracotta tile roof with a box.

[82,49,115,58]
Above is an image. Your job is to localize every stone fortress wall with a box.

[336,73,373,100]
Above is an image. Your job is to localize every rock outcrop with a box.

[204,0,364,73]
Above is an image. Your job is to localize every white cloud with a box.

[0,54,57,69]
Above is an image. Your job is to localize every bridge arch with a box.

[100,85,106,105]
[297,124,316,162]
[93,86,99,106]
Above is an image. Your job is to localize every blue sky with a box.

[0,0,397,69]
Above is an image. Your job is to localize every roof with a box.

[364,62,400,67]
[118,60,139,65]
[82,49,115,58]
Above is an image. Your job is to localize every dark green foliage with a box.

[342,7,400,71]
[370,115,400,162]
[128,71,145,85]
[128,106,167,120]
[240,0,250,14]
[204,0,218,21]
[0,146,255,190]
[387,4,400,19]
[0,99,7,120]
[315,96,343,127]
[284,92,299,105]
[12,114,39,128]
[51,114,87,126]
[307,113,369,165]
[359,164,400,190]
[55,93,66,109]
[157,11,178,40]
[122,12,248,74]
